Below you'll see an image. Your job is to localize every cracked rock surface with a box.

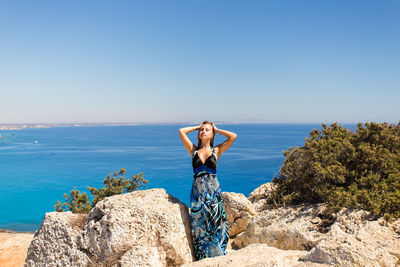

[25,189,194,267]
[24,184,400,266]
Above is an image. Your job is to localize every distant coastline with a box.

[0,121,376,132]
[0,121,373,131]
[0,121,241,131]
[0,124,49,131]
[0,123,142,131]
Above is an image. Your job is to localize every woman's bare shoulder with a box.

[190,145,197,157]
[213,146,221,160]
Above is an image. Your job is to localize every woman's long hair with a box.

[197,121,215,149]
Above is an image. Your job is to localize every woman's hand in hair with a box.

[212,123,219,134]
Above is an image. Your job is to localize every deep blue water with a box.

[0,123,357,232]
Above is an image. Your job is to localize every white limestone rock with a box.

[301,209,400,266]
[24,186,400,267]
[222,192,256,237]
[234,204,326,250]
[248,182,277,212]
[78,188,194,266]
[25,188,194,266]
[25,212,92,267]
[182,243,328,267]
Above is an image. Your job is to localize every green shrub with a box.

[270,122,400,221]
[55,168,148,213]
[54,188,92,213]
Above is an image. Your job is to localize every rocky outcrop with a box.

[237,182,400,266]
[25,211,91,266]
[24,185,400,266]
[234,203,327,250]
[248,182,276,212]
[301,209,400,266]
[25,189,194,266]
[222,192,256,237]
[182,244,328,267]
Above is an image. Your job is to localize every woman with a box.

[179,121,237,260]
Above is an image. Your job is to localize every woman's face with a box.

[198,124,214,140]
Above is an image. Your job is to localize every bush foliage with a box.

[55,168,148,213]
[270,122,400,221]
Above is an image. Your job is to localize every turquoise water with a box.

[0,123,356,232]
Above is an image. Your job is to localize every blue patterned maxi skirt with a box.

[190,172,229,260]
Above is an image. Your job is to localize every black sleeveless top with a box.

[192,147,218,175]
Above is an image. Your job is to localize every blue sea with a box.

[0,123,357,232]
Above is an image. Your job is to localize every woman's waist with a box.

[193,170,217,179]
[193,165,216,176]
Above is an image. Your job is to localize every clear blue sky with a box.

[1,1,399,124]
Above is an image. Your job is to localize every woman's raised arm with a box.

[213,124,237,159]
[179,125,201,157]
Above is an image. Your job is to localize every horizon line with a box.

[0,120,398,125]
